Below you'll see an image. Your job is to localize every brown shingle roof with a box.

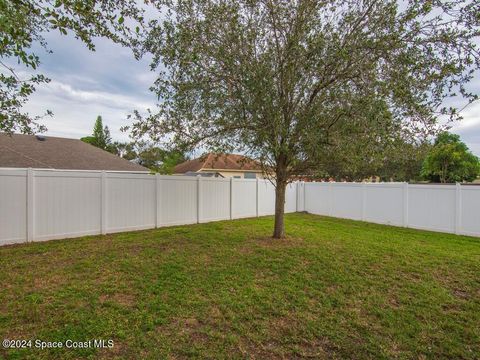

[174,153,261,173]
[0,133,148,171]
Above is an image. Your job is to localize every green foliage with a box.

[421,132,480,183]
[79,135,95,146]
[0,0,144,134]
[1,213,479,358]
[105,140,188,173]
[135,144,188,174]
[92,116,108,149]
[313,134,432,182]
[81,115,113,151]
[158,151,186,174]
[109,141,137,160]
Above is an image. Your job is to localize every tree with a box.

[313,137,431,182]
[422,132,480,183]
[81,116,112,151]
[157,150,187,175]
[0,0,144,134]
[377,140,432,182]
[134,143,188,174]
[129,0,480,238]
[106,140,188,173]
[109,141,137,160]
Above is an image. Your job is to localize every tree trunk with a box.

[273,157,288,239]
[273,179,287,238]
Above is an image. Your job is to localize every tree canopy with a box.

[0,0,144,134]
[81,115,113,151]
[128,0,480,237]
[422,132,480,183]
[315,137,432,182]
[134,145,188,174]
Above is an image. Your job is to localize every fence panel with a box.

[231,179,257,219]
[106,173,156,233]
[408,185,456,234]
[296,182,305,212]
[258,180,275,216]
[284,183,297,213]
[0,169,27,245]
[460,186,480,236]
[157,176,198,226]
[304,183,330,215]
[364,184,404,226]
[199,177,231,222]
[34,170,102,241]
[331,183,363,220]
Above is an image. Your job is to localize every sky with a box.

[20,31,157,143]
[14,28,480,156]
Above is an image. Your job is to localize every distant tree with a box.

[421,132,480,183]
[92,116,107,149]
[135,144,188,174]
[79,135,95,146]
[157,150,187,175]
[136,146,162,170]
[0,0,144,134]
[314,137,431,182]
[129,0,480,238]
[378,141,432,182]
[81,116,113,151]
[109,141,137,160]
[105,140,188,172]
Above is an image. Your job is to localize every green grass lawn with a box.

[0,213,479,359]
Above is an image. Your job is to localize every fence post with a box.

[197,175,202,223]
[455,183,462,235]
[256,178,260,217]
[101,171,107,235]
[230,177,234,220]
[328,182,333,216]
[27,168,35,242]
[403,182,409,227]
[295,181,299,212]
[361,183,367,221]
[156,173,161,228]
[303,182,306,212]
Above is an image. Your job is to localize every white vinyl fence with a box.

[1,168,480,246]
[304,182,480,237]
[0,168,299,245]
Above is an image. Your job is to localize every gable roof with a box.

[174,153,261,173]
[0,133,148,171]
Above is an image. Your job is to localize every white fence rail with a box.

[304,182,480,237]
[0,169,298,245]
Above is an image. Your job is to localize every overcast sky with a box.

[18,30,480,156]
[21,31,157,143]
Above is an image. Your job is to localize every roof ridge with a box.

[1,133,84,142]
[202,152,214,169]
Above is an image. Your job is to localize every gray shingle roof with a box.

[0,133,148,171]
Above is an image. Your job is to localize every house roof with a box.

[0,133,148,171]
[174,153,262,173]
